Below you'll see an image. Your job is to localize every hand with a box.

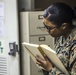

[35,54,53,71]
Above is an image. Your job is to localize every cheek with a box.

[49,29,61,37]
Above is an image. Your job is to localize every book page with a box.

[22,42,44,69]
[40,44,69,75]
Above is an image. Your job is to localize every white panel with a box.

[0,39,9,75]
[22,47,30,75]
[20,12,30,75]
[0,0,20,75]
[0,1,9,75]
[5,0,20,75]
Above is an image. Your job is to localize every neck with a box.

[63,28,73,38]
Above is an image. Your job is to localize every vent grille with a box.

[0,57,7,75]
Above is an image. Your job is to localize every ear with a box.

[60,23,68,30]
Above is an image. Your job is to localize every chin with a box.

[49,34,59,38]
[49,34,55,37]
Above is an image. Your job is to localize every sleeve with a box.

[49,67,66,75]
[69,40,76,75]
[42,69,49,75]
[42,67,65,75]
[49,41,76,75]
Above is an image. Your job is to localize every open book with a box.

[22,42,69,75]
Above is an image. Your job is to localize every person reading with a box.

[35,2,76,75]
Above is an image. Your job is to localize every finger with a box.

[36,56,46,64]
[43,54,48,61]
[36,61,44,67]
[36,55,45,61]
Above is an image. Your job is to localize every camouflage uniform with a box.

[49,28,76,75]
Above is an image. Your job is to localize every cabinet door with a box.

[30,35,54,49]
[29,12,49,35]
[30,35,54,75]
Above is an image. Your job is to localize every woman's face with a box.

[43,18,63,38]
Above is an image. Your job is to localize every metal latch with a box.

[8,42,19,56]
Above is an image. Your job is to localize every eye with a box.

[43,22,56,33]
